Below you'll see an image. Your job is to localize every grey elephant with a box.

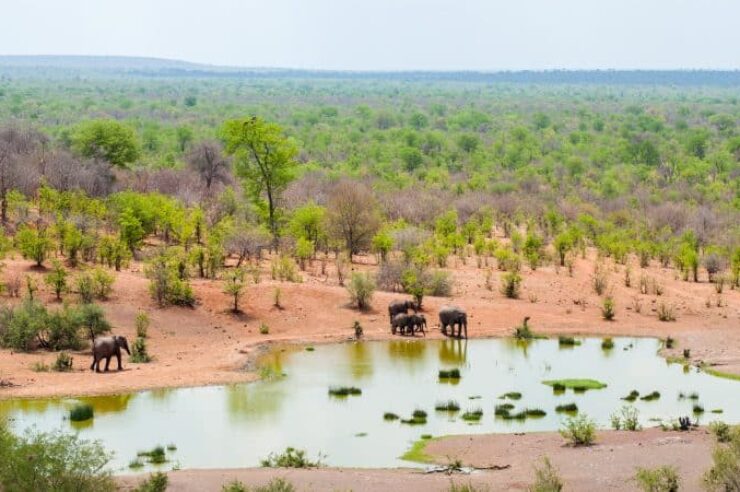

[409,313,427,336]
[388,299,417,322]
[439,306,467,339]
[90,336,131,373]
[391,313,411,335]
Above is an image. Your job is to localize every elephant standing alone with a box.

[90,336,131,373]
[439,306,467,339]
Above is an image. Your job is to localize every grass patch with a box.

[542,379,607,391]
[503,410,527,421]
[558,336,581,347]
[328,386,362,397]
[383,412,399,421]
[305,346,315,352]
[128,458,144,469]
[498,391,522,400]
[711,409,724,414]
[640,391,661,401]
[701,365,740,382]
[401,409,428,425]
[69,403,94,422]
[438,368,461,379]
[601,338,615,349]
[400,437,436,463]
[434,400,461,412]
[693,404,704,414]
[555,403,578,413]
[461,408,483,421]
[525,408,547,418]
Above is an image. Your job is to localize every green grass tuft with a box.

[498,391,522,400]
[69,403,94,422]
[328,386,362,397]
[542,379,607,390]
[555,403,578,413]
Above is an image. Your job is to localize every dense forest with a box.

[0,63,737,333]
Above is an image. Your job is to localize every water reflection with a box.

[347,342,373,379]
[438,339,467,365]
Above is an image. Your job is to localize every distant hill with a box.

[0,55,739,86]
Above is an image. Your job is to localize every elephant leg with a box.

[463,322,467,339]
[90,356,97,371]
[104,356,111,372]
[117,351,122,370]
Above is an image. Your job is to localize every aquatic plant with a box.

[640,391,661,401]
[555,403,578,413]
[495,404,514,417]
[601,337,614,349]
[128,458,144,469]
[260,447,323,468]
[693,404,705,414]
[166,443,177,452]
[542,379,606,390]
[499,391,523,400]
[328,386,362,397]
[558,336,581,346]
[461,408,483,421]
[137,445,167,464]
[525,408,547,418]
[133,472,169,492]
[305,346,315,351]
[434,400,461,412]
[383,412,399,421]
[665,336,675,349]
[413,409,428,419]
[438,368,461,379]
[69,403,94,422]
[622,390,640,402]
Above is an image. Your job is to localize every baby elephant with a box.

[90,336,131,373]
[409,313,427,336]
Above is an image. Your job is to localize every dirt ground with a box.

[0,250,737,490]
[0,248,737,399]
[117,428,716,491]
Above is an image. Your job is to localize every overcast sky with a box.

[2,0,739,70]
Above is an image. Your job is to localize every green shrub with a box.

[0,423,115,492]
[499,391,522,400]
[260,447,322,468]
[133,472,169,492]
[558,336,580,346]
[635,466,679,492]
[435,400,461,412]
[610,405,641,431]
[621,390,640,402]
[137,445,167,464]
[461,408,483,421]
[91,267,115,300]
[271,256,301,282]
[439,368,461,379]
[383,412,399,421]
[640,391,661,401]
[709,422,732,443]
[136,311,150,338]
[45,260,68,300]
[500,272,522,299]
[601,337,614,349]
[328,386,362,397]
[555,403,578,414]
[0,299,49,351]
[601,297,615,320]
[130,337,152,363]
[704,424,740,490]
[657,303,676,322]
[560,414,596,446]
[346,272,375,310]
[259,323,269,335]
[76,273,95,304]
[69,403,94,422]
[529,457,563,492]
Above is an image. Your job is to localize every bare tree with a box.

[327,179,381,260]
[186,140,231,191]
[0,127,45,223]
[226,227,271,266]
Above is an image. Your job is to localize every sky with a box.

[2,0,739,71]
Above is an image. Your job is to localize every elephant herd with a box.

[388,300,468,339]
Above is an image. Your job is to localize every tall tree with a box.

[0,127,44,223]
[222,117,298,247]
[186,140,230,191]
[71,119,140,167]
[327,180,381,260]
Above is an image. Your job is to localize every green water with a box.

[1,337,737,471]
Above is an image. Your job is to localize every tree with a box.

[222,117,299,246]
[288,202,327,252]
[118,208,145,254]
[45,260,68,300]
[553,231,574,267]
[77,303,111,343]
[327,180,381,259]
[0,127,44,223]
[186,140,230,190]
[71,119,140,167]
[16,226,54,267]
[223,267,247,313]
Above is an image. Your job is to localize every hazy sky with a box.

[2,0,739,70]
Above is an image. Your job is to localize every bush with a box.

[271,256,301,282]
[130,337,152,363]
[70,403,94,422]
[76,273,95,303]
[709,422,732,443]
[0,299,49,351]
[610,405,641,431]
[601,297,615,320]
[635,466,680,492]
[529,457,563,492]
[145,251,196,307]
[133,472,169,492]
[136,311,150,338]
[704,424,740,491]
[53,352,74,372]
[260,447,323,468]
[346,272,375,310]
[592,264,608,295]
[560,414,596,446]
[15,225,54,267]
[0,423,115,492]
[259,323,269,335]
[500,272,522,299]
[657,303,676,322]
[45,260,68,300]
[376,259,405,292]
[223,478,296,492]
[91,268,115,300]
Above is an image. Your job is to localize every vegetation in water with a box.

[640,391,661,401]
[601,337,615,349]
[461,408,484,421]
[69,403,94,422]
[542,379,607,390]
[137,445,167,464]
[558,336,581,347]
[555,403,578,414]
[328,386,362,397]
[499,391,522,400]
[133,472,169,492]
[438,368,462,379]
[622,390,640,402]
[435,400,461,412]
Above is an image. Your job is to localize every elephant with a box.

[388,299,417,323]
[90,336,131,373]
[391,313,411,335]
[409,313,427,336]
[439,306,467,339]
